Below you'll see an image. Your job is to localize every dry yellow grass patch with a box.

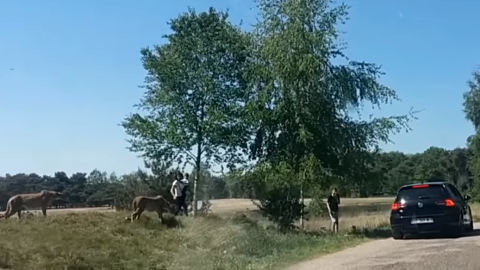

[209,197,395,213]
[471,203,480,221]
[305,202,480,232]
[305,211,390,232]
[331,197,394,205]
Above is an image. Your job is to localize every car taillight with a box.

[412,184,429,188]
[445,199,455,207]
[436,199,455,207]
[391,202,404,210]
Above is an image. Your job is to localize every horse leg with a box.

[156,209,164,221]
[132,209,143,222]
[130,212,137,222]
[4,209,16,219]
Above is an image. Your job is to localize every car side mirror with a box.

[464,195,471,201]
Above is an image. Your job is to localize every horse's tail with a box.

[132,199,138,211]
[0,201,12,218]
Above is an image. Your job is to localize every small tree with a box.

[256,185,303,232]
[243,162,313,231]
[240,0,414,231]
[463,67,480,199]
[122,8,252,216]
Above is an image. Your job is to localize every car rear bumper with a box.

[390,215,460,234]
[391,223,457,234]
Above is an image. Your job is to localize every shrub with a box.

[254,186,304,232]
[307,197,328,217]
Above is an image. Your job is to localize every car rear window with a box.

[397,185,446,200]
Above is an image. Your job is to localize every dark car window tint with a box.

[397,186,446,200]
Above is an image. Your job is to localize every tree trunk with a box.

[300,183,304,229]
[296,159,305,229]
[193,143,202,217]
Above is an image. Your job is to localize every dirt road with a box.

[287,223,480,270]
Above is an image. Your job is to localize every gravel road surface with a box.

[287,223,480,270]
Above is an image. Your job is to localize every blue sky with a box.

[0,0,478,176]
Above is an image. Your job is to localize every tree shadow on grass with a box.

[359,227,392,239]
[294,226,392,240]
[350,226,392,239]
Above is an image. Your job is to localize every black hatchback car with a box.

[390,182,473,239]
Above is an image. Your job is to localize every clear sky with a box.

[0,0,478,176]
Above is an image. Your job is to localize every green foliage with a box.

[6,1,480,241]
[116,0,419,228]
[255,186,304,231]
[463,68,480,130]
[306,198,328,217]
[467,133,480,201]
[121,7,251,169]
[307,187,330,216]
[1,145,473,212]
[121,7,253,214]
[236,0,414,229]
[241,162,311,230]
[246,0,413,174]
[366,147,470,195]
[414,147,454,182]
[223,169,254,198]
[0,168,180,211]
[463,67,480,201]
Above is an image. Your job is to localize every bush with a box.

[254,186,304,232]
[307,197,328,217]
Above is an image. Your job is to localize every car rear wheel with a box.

[466,220,474,232]
[449,214,465,238]
[391,228,403,240]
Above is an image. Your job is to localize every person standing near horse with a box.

[170,172,185,216]
[179,173,190,216]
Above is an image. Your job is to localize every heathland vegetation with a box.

[3,0,480,269]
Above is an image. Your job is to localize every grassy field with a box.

[206,197,396,213]
[0,197,478,270]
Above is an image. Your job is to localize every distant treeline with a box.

[0,146,474,211]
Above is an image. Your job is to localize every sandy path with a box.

[286,223,480,270]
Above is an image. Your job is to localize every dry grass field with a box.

[206,197,395,213]
[0,197,478,270]
[21,197,395,217]
[303,199,480,232]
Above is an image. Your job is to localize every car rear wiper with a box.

[418,196,432,199]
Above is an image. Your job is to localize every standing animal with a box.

[0,190,62,219]
[126,195,172,222]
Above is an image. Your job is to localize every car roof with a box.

[399,182,448,190]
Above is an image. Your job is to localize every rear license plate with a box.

[411,218,434,224]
